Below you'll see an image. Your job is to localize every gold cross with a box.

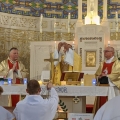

[44,52,59,82]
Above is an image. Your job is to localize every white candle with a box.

[116,11,118,20]
[68,13,70,33]
[55,41,56,49]
[40,14,43,33]
[72,41,75,50]
[68,13,70,20]
[108,41,110,46]
[61,81,66,86]
[38,80,43,85]
[54,23,56,33]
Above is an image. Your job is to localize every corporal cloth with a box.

[13,88,59,120]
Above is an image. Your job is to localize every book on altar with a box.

[41,70,50,82]
[60,71,84,81]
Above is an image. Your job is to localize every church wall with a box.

[0,0,120,78]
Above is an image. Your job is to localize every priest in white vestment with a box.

[0,86,15,120]
[53,41,82,84]
[0,47,28,106]
[13,80,59,120]
[94,95,120,120]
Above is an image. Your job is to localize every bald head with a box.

[104,46,115,60]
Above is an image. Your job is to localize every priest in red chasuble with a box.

[94,46,120,114]
[0,47,28,107]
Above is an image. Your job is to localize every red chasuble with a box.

[99,62,114,107]
[8,60,20,107]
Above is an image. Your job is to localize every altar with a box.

[1,84,109,113]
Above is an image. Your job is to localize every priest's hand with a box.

[47,82,53,90]
[12,62,17,71]
[101,73,107,77]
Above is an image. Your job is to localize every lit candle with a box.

[92,79,96,86]
[23,78,27,85]
[61,81,66,86]
[116,11,118,20]
[108,41,110,46]
[40,14,43,33]
[38,80,43,85]
[68,13,70,33]
[55,41,56,49]
[81,78,84,86]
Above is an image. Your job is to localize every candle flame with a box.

[73,41,74,44]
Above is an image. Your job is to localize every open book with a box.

[60,71,84,81]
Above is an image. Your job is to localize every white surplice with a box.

[0,106,15,120]
[13,88,59,120]
[94,95,120,120]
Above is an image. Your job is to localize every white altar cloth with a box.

[1,84,109,97]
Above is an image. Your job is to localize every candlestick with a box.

[40,14,43,33]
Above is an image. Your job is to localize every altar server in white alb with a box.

[13,80,59,120]
[94,95,120,120]
[0,86,15,120]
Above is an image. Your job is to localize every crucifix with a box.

[44,52,59,83]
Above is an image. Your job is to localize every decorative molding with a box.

[99,48,102,63]
[80,37,102,42]
[0,12,76,32]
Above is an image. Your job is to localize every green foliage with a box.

[59,100,68,112]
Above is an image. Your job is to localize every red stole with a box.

[102,62,114,74]
[99,61,115,107]
[8,60,20,107]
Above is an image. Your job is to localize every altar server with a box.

[94,95,120,120]
[0,86,15,120]
[13,80,59,120]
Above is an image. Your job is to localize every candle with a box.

[68,13,70,20]
[61,81,66,86]
[54,23,56,33]
[23,78,27,85]
[81,78,84,86]
[116,11,118,20]
[38,80,43,85]
[68,13,70,33]
[108,41,110,46]
[92,79,96,86]
[72,41,75,50]
[8,78,12,85]
[40,14,43,33]
[55,41,56,49]
[115,11,118,32]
